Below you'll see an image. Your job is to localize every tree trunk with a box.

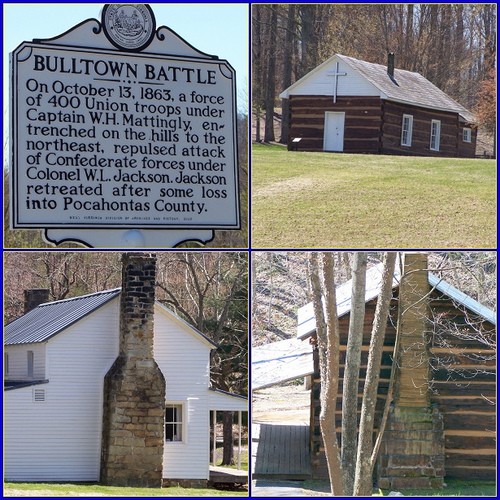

[253,6,262,143]
[353,252,397,496]
[308,252,344,496]
[221,412,234,465]
[341,252,367,495]
[264,6,277,142]
[280,4,295,143]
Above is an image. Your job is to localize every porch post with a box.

[212,410,217,465]
[237,411,242,469]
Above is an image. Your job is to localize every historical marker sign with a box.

[10,5,240,239]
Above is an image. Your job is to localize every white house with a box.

[4,289,247,483]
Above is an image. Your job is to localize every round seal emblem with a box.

[102,4,156,52]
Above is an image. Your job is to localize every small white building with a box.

[4,289,247,483]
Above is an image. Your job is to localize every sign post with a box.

[10,4,240,247]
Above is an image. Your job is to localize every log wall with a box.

[458,123,478,158]
[287,96,477,157]
[381,101,462,157]
[309,290,496,481]
[288,96,382,153]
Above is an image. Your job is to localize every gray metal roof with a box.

[429,274,496,326]
[253,338,313,390]
[338,55,475,123]
[298,262,496,340]
[5,288,219,349]
[5,289,121,346]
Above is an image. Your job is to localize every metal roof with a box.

[429,274,496,326]
[5,289,121,346]
[252,338,313,390]
[281,53,475,123]
[297,262,496,340]
[5,288,220,349]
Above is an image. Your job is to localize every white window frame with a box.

[165,402,185,443]
[430,119,441,151]
[401,114,413,147]
[463,127,472,143]
[27,350,34,378]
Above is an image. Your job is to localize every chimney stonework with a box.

[24,289,50,313]
[101,253,165,487]
[378,253,444,490]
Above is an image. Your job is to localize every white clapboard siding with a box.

[281,55,379,98]
[154,305,213,479]
[4,299,120,482]
[5,343,46,380]
[209,390,248,412]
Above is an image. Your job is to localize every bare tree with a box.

[341,252,367,495]
[309,252,344,495]
[353,252,397,496]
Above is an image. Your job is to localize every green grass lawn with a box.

[251,144,496,248]
[379,479,497,496]
[3,482,248,497]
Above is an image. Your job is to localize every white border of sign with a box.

[9,10,242,248]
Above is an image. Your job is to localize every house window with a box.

[165,403,184,442]
[401,114,413,147]
[463,127,472,143]
[27,350,34,378]
[5,353,9,376]
[430,120,441,151]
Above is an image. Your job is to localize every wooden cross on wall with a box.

[327,62,347,103]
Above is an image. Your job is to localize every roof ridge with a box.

[38,287,121,307]
[338,53,420,76]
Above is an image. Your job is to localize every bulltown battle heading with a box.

[32,55,218,84]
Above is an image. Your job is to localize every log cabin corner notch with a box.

[280,53,477,157]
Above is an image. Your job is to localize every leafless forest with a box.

[253,4,496,143]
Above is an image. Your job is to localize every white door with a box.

[323,112,345,152]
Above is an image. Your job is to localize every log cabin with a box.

[280,54,478,157]
[254,254,495,488]
[4,270,247,486]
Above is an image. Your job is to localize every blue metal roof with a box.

[297,262,496,339]
[5,289,121,346]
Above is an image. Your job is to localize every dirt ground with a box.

[252,384,310,424]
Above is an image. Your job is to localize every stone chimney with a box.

[378,253,444,490]
[24,288,50,313]
[101,253,166,487]
[387,52,395,80]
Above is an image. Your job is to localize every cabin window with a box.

[401,114,413,147]
[165,403,184,442]
[430,120,441,151]
[27,350,34,378]
[463,127,472,142]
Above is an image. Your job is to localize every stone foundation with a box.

[378,406,445,489]
[101,253,166,487]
